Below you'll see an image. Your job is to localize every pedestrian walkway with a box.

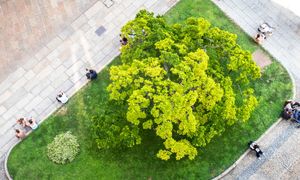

[0,0,179,179]
[212,0,300,179]
[0,0,97,81]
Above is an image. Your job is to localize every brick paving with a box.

[0,0,97,81]
[0,0,179,179]
[212,0,300,179]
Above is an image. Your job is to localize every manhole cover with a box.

[103,0,114,8]
[95,26,106,36]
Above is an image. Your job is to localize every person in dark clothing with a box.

[248,141,263,159]
[120,37,128,45]
[86,68,97,80]
[282,100,300,120]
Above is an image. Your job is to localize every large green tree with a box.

[94,10,260,160]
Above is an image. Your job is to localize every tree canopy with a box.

[93,10,261,160]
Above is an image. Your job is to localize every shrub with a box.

[47,131,80,164]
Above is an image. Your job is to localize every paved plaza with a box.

[0,0,97,81]
[0,0,178,179]
[212,0,300,179]
[1,0,300,179]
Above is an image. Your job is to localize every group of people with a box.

[255,22,274,44]
[282,100,300,123]
[14,68,98,139]
[248,99,300,159]
[15,117,38,139]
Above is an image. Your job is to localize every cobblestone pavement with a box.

[0,0,179,179]
[0,0,97,81]
[212,0,300,179]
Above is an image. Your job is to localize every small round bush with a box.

[47,131,80,164]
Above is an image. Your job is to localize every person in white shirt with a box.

[56,91,69,104]
[26,118,38,130]
[248,141,263,159]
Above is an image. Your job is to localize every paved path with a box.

[212,0,300,179]
[0,0,97,81]
[0,0,179,179]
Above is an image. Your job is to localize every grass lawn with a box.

[8,0,292,179]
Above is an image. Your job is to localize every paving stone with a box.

[32,58,50,74]
[85,1,105,19]
[2,107,18,121]
[48,65,67,82]
[58,26,75,40]
[0,106,6,116]
[24,96,43,112]
[71,14,88,30]
[35,66,54,81]
[0,80,12,95]
[66,60,85,76]
[0,138,18,161]
[144,0,157,9]
[35,46,51,61]
[80,23,92,33]
[46,37,63,51]
[49,58,62,69]
[40,85,55,99]
[69,72,85,84]
[60,79,75,92]
[33,97,52,114]
[6,68,26,84]
[50,73,69,89]
[31,79,51,95]
[10,77,28,92]
[24,70,36,81]
[0,130,15,149]
[2,88,27,109]
[46,49,60,61]
[15,93,34,110]
[0,91,12,105]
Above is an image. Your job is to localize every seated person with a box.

[86,68,97,80]
[120,34,128,45]
[16,118,26,127]
[248,141,263,159]
[292,110,300,123]
[15,129,26,139]
[285,100,300,109]
[255,33,266,44]
[56,91,69,104]
[258,23,273,36]
[282,100,300,120]
[282,109,293,120]
[282,101,294,119]
[26,118,38,130]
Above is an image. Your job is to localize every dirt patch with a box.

[57,106,68,116]
[252,49,272,69]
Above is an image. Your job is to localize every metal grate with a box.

[95,26,106,36]
[103,0,114,8]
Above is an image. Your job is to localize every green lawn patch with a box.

[7,0,292,179]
